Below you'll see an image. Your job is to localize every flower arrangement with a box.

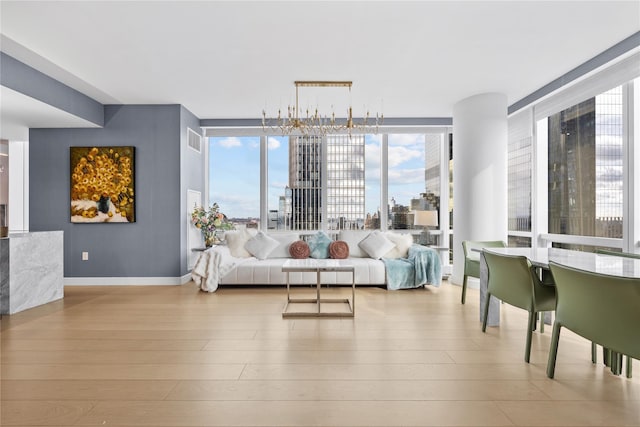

[191,202,234,247]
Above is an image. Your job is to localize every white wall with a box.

[8,140,28,231]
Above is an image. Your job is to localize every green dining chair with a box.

[482,251,556,363]
[593,249,640,377]
[461,240,506,304]
[547,262,640,379]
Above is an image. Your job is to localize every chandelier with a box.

[261,81,383,136]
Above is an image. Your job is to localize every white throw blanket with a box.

[191,246,243,292]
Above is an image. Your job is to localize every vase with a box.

[204,231,219,248]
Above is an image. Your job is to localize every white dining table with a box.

[478,247,640,326]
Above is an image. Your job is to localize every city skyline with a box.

[209,134,428,222]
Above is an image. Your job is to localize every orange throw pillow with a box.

[289,240,310,259]
[329,240,349,259]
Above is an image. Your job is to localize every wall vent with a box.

[187,128,201,153]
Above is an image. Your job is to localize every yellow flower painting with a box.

[70,146,135,223]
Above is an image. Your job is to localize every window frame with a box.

[204,127,452,239]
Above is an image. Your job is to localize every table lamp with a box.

[413,210,438,245]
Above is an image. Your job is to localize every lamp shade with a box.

[413,210,438,227]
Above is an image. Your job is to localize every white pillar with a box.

[451,93,508,285]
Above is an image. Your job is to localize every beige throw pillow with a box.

[358,231,395,259]
[384,232,414,258]
[225,228,257,258]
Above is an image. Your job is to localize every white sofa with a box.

[191,229,441,292]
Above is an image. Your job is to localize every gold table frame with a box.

[282,259,355,318]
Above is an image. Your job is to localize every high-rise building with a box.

[326,135,365,230]
[283,135,366,231]
[547,86,624,246]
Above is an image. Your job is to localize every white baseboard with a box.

[65,273,193,286]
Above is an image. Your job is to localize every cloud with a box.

[210,193,260,218]
[267,137,281,150]
[388,145,422,168]
[217,137,242,148]
[366,134,383,144]
[366,144,381,169]
[388,167,424,185]
[389,134,424,147]
[269,180,288,190]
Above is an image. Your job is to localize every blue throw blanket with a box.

[383,245,442,290]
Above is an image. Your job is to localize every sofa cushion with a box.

[245,231,280,260]
[358,231,395,259]
[219,257,386,285]
[308,231,333,259]
[329,240,349,259]
[225,228,257,258]
[289,240,310,259]
[266,233,300,258]
[384,232,414,258]
[337,230,370,258]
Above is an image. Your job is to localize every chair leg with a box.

[626,357,633,379]
[591,342,597,364]
[615,353,624,375]
[461,275,468,304]
[610,351,621,375]
[604,347,611,367]
[546,322,562,379]
[525,310,535,363]
[481,292,491,332]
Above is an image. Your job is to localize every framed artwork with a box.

[70,146,135,223]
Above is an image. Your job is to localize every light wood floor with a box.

[1,280,638,426]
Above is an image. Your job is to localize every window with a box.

[209,137,260,227]
[387,134,427,231]
[208,130,449,237]
[547,86,624,246]
[508,111,533,248]
[364,135,381,230]
[266,136,289,230]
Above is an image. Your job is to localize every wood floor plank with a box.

[1,400,95,426]
[2,380,177,400]
[74,400,514,426]
[165,379,551,401]
[2,364,245,380]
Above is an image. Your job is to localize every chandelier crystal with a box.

[262,81,383,136]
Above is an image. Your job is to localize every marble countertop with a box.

[3,230,63,238]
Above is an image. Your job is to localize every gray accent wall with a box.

[29,105,186,278]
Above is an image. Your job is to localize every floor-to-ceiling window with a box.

[387,134,427,234]
[266,136,289,230]
[545,86,625,251]
[207,129,450,238]
[209,136,260,227]
[508,71,638,253]
[508,111,533,247]
[364,135,381,230]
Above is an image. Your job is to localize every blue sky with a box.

[209,134,427,219]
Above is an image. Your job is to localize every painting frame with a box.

[70,146,135,223]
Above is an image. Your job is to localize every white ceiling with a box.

[1,0,639,129]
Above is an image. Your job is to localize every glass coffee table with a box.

[282,259,355,318]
